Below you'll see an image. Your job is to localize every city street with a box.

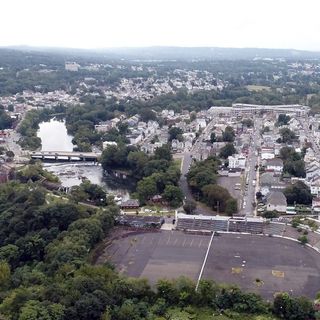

[240,118,262,216]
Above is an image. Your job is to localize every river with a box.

[37,118,130,200]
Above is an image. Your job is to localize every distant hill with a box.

[2,45,320,61]
[98,46,320,60]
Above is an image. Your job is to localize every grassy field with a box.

[246,85,271,92]
[173,157,183,170]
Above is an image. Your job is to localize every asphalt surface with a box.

[240,119,261,216]
[102,230,320,299]
[102,231,210,283]
[203,233,320,299]
[217,176,241,204]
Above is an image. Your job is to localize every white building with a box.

[65,62,79,72]
[228,154,246,169]
[261,147,275,160]
[266,158,284,173]
[102,141,117,149]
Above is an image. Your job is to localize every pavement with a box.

[100,230,320,299]
[240,119,262,216]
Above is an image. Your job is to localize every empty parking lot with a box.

[99,230,320,299]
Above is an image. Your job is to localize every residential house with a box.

[171,139,184,152]
[127,133,143,145]
[102,141,117,149]
[228,154,246,169]
[312,197,320,213]
[260,172,280,196]
[265,158,284,173]
[261,147,275,160]
[120,199,140,209]
[266,191,287,213]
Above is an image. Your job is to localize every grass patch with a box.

[246,85,271,92]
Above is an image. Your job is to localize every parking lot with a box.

[100,230,320,299]
[203,234,320,299]
[217,176,242,201]
[101,231,210,283]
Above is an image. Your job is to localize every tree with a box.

[279,128,297,144]
[0,110,13,130]
[183,200,197,214]
[137,176,157,204]
[0,261,10,289]
[225,198,238,215]
[222,126,235,142]
[202,184,232,212]
[210,132,216,143]
[241,118,254,128]
[277,114,291,126]
[298,235,308,245]
[219,143,236,159]
[284,181,312,205]
[139,108,157,122]
[5,151,14,158]
[154,144,172,161]
[19,301,65,320]
[162,185,183,208]
[273,293,315,320]
[168,127,183,142]
[283,159,305,178]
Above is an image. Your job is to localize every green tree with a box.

[219,143,236,159]
[137,176,158,204]
[279,128,297,143]
[19,301,64,320]
[202,184,232,212]
[222,126,235,142]
[0,261,10,289]
[154,144,172,161]
[225,198,238,215]
[168,127,183,142]
[183,200,197,214]
[284,181,312,205]
[277,114,291,126]
[241,118,254,128]
[162,185,183,208]
[210,132,216,143]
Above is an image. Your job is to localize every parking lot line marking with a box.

[196,232,214,291]
[174,238,178,245]
[166,236,171,245]
[190,239,194,247]
[182,238,186,247]
[199,239,202,247]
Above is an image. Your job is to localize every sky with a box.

[1,0,320,51]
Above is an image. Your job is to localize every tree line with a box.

[100,144,183,207]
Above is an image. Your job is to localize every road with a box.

[178,118,218,215]
[240,118,262,216]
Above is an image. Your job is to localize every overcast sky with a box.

[1,0,320,51]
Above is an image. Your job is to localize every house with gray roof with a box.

[266,191,287,213]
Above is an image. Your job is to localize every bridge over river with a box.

[30,151,102,161]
